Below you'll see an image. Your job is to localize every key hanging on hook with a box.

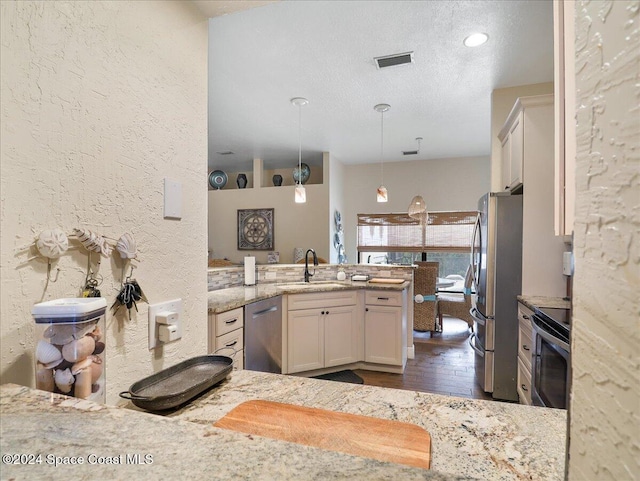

[82,251,103,297]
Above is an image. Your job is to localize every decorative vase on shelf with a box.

[272,174,283,186]
[292,163,310,185]
[236,173,247,189]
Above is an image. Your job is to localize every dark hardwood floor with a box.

[355,317,494,401]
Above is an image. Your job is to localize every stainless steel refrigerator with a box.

[470,192,522,401]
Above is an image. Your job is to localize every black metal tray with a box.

[119,355,233,411]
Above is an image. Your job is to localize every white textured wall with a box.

[569,1,639,479]
[0,1,208,404]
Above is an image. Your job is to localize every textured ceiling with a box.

[205,0,554,172]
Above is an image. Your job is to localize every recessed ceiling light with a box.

[463,33,489,47]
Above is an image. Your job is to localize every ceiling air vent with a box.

[216,151,235,155]
[402,137,423,156]
[374,51,414,69]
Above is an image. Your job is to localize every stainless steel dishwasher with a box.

[244,296,282,373]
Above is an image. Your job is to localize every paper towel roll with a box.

[244,256,256,286]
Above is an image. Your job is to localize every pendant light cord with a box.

[380,109,384,185]
[298,103,302,187]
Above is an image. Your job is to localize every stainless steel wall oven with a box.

[531,307,571,409]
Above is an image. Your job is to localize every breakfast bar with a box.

[1,368,566,480]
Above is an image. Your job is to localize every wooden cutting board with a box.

[368,278,405,284]
[214,400,431,469]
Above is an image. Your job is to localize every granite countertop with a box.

[0,370,566,480]
[208,280,410,313]
[517,295,570,311]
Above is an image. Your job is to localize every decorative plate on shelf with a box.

[292,163,311,185]
[209,170,228,190]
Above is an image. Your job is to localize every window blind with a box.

[357,211,478,253]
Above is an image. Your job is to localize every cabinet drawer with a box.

[215,307,244,337]
[215,327,244,355]
[518,322,533,372]
[517,356,532,405]
[288,290,357,311]
[365,290,403,307]
[518,303,533,331]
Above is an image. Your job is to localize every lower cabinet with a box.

[208,307,244,370]
[517,302,534,404]
[287,291,358,374]
[364,290,406,366]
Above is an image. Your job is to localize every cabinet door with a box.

[509,112,524,188]
[324,305,359,367]
[517,356,532,405]
[288,309,324,373]
[364,305,402,365]
[501,135,511,191]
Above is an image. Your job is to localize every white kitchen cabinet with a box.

[500,111,524,191]
[287,291,358,374]
[364,291,406,367]
[517,303,534,405]
[208,307,244,370]
[501,94,567,297]
[288,308,324,373]
[553,0,576,237]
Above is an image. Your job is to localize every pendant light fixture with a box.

[408,195,427,220]
[291,97,309,203]
[374,103,390,202]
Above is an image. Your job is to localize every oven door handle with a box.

[532,318,570,352]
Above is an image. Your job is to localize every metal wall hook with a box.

[47,260,60,283]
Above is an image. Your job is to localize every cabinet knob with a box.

[521,384,528,392]
[321,311,325,315]
[365,308,369,312]
[523,314,530,320]
[523,345,530,351]
[326,311,329,315]
[225,340,238,347]
[505,185,509,190]
[225,318,237,324]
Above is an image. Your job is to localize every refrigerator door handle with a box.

[469,333,484,356]
[470,306,485,326]
[471,214,481,288]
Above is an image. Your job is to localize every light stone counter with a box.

[517,295,570,311]
[208,280,409,314]
[0,369,566,480]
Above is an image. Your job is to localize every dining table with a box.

[436,277,456,289]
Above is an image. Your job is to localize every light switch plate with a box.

[148,298,182,349]
[163,178,182,219]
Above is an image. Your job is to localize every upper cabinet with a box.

[553,0,576,237]
[500,110,525,192]
[498,96,552,193]
[500,94,567,297]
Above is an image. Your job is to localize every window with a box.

[357,211,478,278]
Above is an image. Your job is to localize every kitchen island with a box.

[1,369,566,480]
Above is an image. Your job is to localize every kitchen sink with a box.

[275,282,348,291]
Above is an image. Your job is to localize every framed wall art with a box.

[238,208,274,250]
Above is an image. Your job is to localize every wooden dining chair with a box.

[413,261,439,332]
[436,264,474,331]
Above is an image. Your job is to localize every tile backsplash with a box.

[208,264,413,291]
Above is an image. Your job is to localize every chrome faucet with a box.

[304,249,318,282]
